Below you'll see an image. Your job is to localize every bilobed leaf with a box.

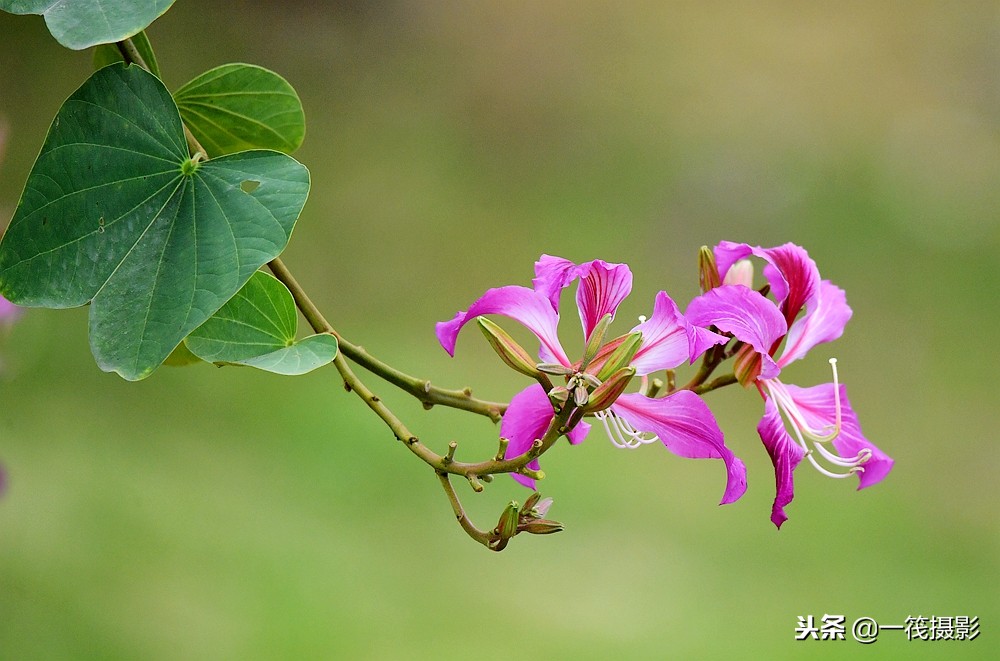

[0,0,175,50]
[0,63,310,380]
[175,64,306,157]
[93,30,161,78]
[185,271,338,375]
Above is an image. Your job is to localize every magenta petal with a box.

[754,243,820,327]
[532,254,580,312]
[575,260,633,341]
[779,281,852,367]
[0,295,21,324]
[631,291,726,374]
[713,241,754,284]
[686,285,786,379]
[611,391,748,505]
[435,285,570,365]
[758,396,807,529]
[783,382,894,490]
[500,384,590,489]
[500,384,557,490]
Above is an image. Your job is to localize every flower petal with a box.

[575,260,633,342]
[611,391,747,505]
[686,285,786,379]
[755,243,820,327]
[630,291,726,375]
[757,395,807,529]
[713,241,754,284]
[435,285,570,365]
[532,254,580,312]
[713,241,821,329]
[500,384,591,489]
[783,382,894,489]
[779,280,852,366]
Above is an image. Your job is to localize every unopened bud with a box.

[520,492,542,516]
[496,501,520,541]
[581,313,613,369]
[581,366,635,413]
[698,246,721,293]
[732,343,762,387]
[573,383,590,407]
[478,318,543,379]
[723,258,754,288]
[594,332,642,382]
[521,519,563,535]
[548,386,570,406]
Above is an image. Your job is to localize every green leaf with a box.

[0,63,310,381]
[175,64,306,157]
[1,0,176,50]
[185,271,338,376]
[93,30,161,78]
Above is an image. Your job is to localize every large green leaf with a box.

[0,0,175,50]
[0,63,310,380]
[175,64,306,157]
[185,271,338,375]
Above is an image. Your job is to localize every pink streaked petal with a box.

[754,243,820,327]
[435,285,570,365]
[713,241,753,284]
[779,280,852,367]
[630,291,726,375]
[758,396,807,529]
[686,285,786,380]
[576,260,633,341]
[501,384,557,490]
[783,382,894,489]
[611,391,748,505]
[532,254,580,312]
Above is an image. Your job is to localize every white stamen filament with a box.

[595,410,659,449]
[764,357,869,478]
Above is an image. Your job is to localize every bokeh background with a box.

[1,2,997,658]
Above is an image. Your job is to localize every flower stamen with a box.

[595,409,659,449]
[763,358,869,479]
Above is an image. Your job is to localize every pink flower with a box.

[0,295,20,324]
[687,242,893,528]
[437,255,747,505]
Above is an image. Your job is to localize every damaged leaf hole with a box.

[240,180,261,193]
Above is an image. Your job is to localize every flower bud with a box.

[520,491,541,516]
[698,246,721,293]
[581,366,635,413]
[580,312,613,369]
[732,343,762,387]
[496,501,520,541]
[478,317,543,380]
[521,519,563,535]
[594,332,642,382]
[548,386,570,406]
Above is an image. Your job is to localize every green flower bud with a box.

[580,313,613,370]
[594,332,642,382]
[699,245,721,293]
[522,519,564,535]
[581,366,636,413]
[478,317,543,379]
[496,501,520,540]
[732,343,762,388]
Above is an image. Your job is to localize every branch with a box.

[266,258,505,421]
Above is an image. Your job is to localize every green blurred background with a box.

[1,2,997,658]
